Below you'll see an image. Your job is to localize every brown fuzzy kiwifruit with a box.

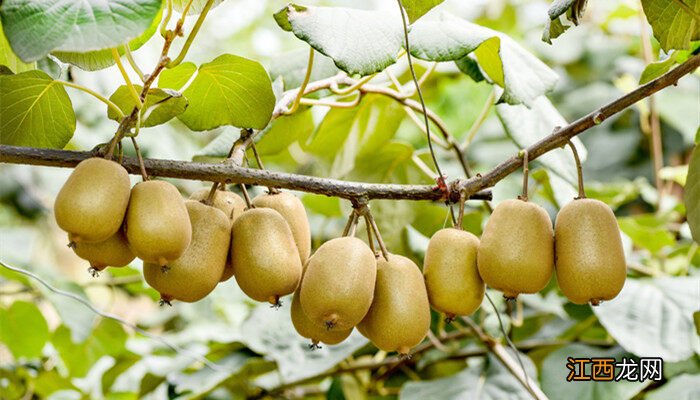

[477,199,554,299]
[299,236,376,330]
[143,201,229,303]
[358,254,430,355]
[291,289,352,348]
[230,208,302,305]
[252,191,311,264]
[554,198,626,305]
[423,228,484,320]
[125,180,191,267]
[54,158,131,243]
[72,229,135,275]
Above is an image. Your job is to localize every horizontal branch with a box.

[0,145,491,201]
[456,53,700,197]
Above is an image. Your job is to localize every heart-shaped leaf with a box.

[0,0,163,62]
[593,277,700,362]
[409,12,558,106]
[685,145,700,243]
[274,4,403,76]
[641,0,700,51]
[159,54,275,131]
[0,70,76,148]
[107,85,188,127]
[0,301,49,359]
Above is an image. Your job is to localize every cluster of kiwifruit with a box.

[54,156,626,357]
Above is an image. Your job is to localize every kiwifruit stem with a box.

[249,140,279,194]
[204,182,220,206]
[239,184,254,210]
[366,210,389,261]
[519,149,529,201]
[364,214,378,256]
[456,191,466,230]
[342,210,359,237]
[567,141,587,199]
[130,137,149,181]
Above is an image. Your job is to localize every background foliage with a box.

[0,0,699,399]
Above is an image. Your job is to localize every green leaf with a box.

[51,5,163,71]
[402,0,444,22]
[639,55,677,84]
[400,352,538,399]
[542,17,570,44]
[304,95,405,178]
[52,320,129,377]
[454,56,485,82]
[593,277,700,362]
[159,62,198,90]
[301,194,342,217]
[39,281,97,343]
[647,374,700,400]
[159,54,274,131]
[409,12,558,106]
[0,70,76,148]
[496,96,586,197]
[0,0,163,62]
[0,301,49,359]
[173,0,224,15]
[256,109,314,156]
[107,85,188,127]
[541,344,647,400]
[548,0,588,24]
[240,302,368,384]
[0,19,34,73]
[641,0,700,51]
[274,4,403,76]
[685,145,700,243]
[618,214,676,254]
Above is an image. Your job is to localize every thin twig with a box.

[111,49,142,109]
[567,141,586,198]
[519,149,529,201]
[130,137,149,181]
[167,0,216,68]
[364,214,377,256]
[366,210,389,260]
[286,47,315,114]
[123,45,146,82]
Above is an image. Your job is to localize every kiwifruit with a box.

[72,229,135,274]
[125,180,192,266]
[423,228,484,319]
[477,199,554,299]
[230,208,302,305]
[554,198,626,305]
[143,201,230,303]
[357,254,430,355]
[190,187,246,282]
[299,236,376,330]
[54,158,131,243]
[291,289,352,347]
[189,187,246,224]
[252,191,311,264]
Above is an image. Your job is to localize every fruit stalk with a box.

[567,140,586,199]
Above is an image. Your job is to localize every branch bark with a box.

[0,145,491,201]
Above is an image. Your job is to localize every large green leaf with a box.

[0,70,76,148]
[409,12,558,106]
[593,277,700,362]
[0,0,163,62]
[304,95,405,178]
[240,302,368,385]
[52,320,129,377]
[0,301,49,359]
[274,4,403,76]
[641,0,700,51]
[496,96,587,204]
[256,109,314,156]
[687,145,700,243]
[52,5,163,72]
[618,214,676,254]
[0,19,34,73]
[107,85,188,127]
[541,344,647,400]
[159,54,274,131]
[400,352,537,399]
[402,0,444,22]
[646,374,700,400]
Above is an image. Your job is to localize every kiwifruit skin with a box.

[143,201,229,302]
[300,236,376,330]
[189,188,246,224]
[358,254,430,354]
[72,229,134,270]
[555,198,626,305]
[477,199,554,298]
[291,289,352,345]
[54,158,131,243]
[231,208,302,303]
[423,228,484,316]
[190,188,246,282]
[125,180,192,266]
[252,192,311,264]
